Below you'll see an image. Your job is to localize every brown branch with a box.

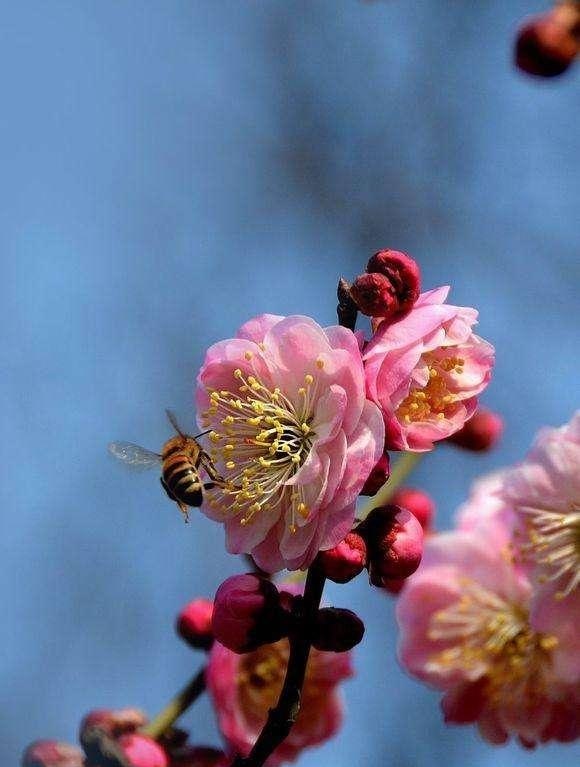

[141,667,207,740]
[230,562,327,767]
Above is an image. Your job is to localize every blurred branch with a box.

[141,667,206,741]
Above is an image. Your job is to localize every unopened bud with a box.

[312,607,365,652]
[79,708,147,741]
[515,6,580,78]
[360,453,390,496]
[22,741,84,767]
[118,734,169,767]
[389,487,435,532]
[350,273,398,318]
[447,408,503,452]
[212,574,288,653]
[318,532,367,583]
[176,598,214,650]
[170,746,229,767]
[358,505,423,586]
[366,249,421,314]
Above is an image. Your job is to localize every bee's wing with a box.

[108,442,161,471]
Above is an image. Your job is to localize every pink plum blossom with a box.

[396,513,580,746]
[505,411,580,599]
[206,637,352,766]
[196,314,384,572]
[363,287,494,452]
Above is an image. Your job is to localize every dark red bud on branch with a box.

[447,408,503,452]
[389,487,435,532]
[176,598,215,650]
[358,505,423,586]
[212,574,289,653]
[318,532,367,583]
[311,607,365,652]
[515,5,580,78]
[366,249,421,314]
[360,453,390,496]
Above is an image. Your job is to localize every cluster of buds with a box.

[319,503,427,594]
[22,708,227,767]
[211,573,364,654]
[515,1,580,77]
[349,249,421,320]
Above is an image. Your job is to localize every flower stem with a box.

[141,666,206,740]
[230,563,327,767]
[358,452,423,522]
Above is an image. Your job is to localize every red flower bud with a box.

[389,487,435,532]
[318,532,367,583]
[170,746,229,767]
[515,7,580,78]
[366,249,421,314]
[312,607,365,652]
[79,708,148,740]
[212,574,288,653]
[360,453,390,496]
[358,505,423,586]
[447,408,503,452]
[118,734,169,767]
[350,273,398,318]
[22,741,84,767]
[176,598,214,650]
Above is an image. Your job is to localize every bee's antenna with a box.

[165,409,185,437]
[193,429,212,439]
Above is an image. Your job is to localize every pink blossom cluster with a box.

[397,412,580,747]
[195,250,495,571]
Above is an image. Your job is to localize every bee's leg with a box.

[199,452,225,486]
[176,500,190,523]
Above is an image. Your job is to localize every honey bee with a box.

[109,410,224,521]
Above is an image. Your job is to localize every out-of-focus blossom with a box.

[118,733,169,767]
[206,637,352,766]
[197,314,384,572]
[397,515,580,746]
[176,598,214,650]
[212,574,288,653]
[515,3,580,78]
[79,707,148,740]
[358,505,423,587]
[360,453,390,496]
[505,411,580,599]
[363,287,494,452]
[21,740,84,767]
[318,531,367,583]
[390,487,436,532]
[447,408,503,452]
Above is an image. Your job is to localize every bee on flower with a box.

[196,314,384,573]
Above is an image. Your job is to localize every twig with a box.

[230,563,327,767]
[141,667,206,740]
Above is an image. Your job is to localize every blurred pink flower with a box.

[363,287,494,451]
[197,314,384,572]
[396,519,580,746]
[206,637,352,766]
[505,411,580,599]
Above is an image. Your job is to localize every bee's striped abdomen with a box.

[161,437,203,508]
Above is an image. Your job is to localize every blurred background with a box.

[1,1,579,765]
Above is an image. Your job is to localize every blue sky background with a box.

[1,1,579,765]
